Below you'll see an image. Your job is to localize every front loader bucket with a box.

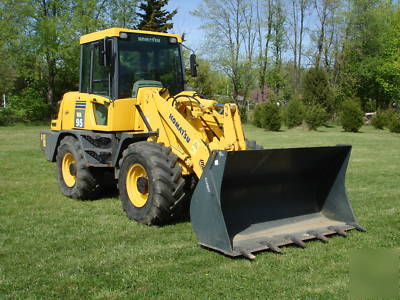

[190,145,364,258]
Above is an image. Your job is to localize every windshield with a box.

[118,33,184,98]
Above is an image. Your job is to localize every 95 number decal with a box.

[74,110,85,128]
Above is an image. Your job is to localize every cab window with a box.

[92,42,111,96]
[80,40,113,98]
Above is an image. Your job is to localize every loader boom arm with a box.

[137,88,246,177]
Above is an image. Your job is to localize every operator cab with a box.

[79,28,187,100]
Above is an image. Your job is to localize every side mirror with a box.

[190,53,198,77]
[98,38,111,67]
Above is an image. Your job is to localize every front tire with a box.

[118,141,188,225]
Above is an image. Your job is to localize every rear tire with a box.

[246,139,264,150]
[118,141,189,225]
[56,136,103,199]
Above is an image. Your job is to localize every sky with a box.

[166,0,205,51]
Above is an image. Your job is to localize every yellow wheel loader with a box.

[40,28,365,259]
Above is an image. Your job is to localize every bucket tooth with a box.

[329,226,347,237]
[347,223,367,232]
[308,231,329,243]
[261,241,283,254]
[288,236,306,248]
[237,248,256,260]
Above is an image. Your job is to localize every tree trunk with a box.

[46,54,56,106]
[292,0,298,91]
[298,0,307,90]
[315,0,328,69]
[258,0,273,102]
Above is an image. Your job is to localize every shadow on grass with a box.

[100,188,119,199]
[323,124,336,128]
[169,215,191,225]
[263,129,286,132]
[340,130,365,133]
[93,188,193,225]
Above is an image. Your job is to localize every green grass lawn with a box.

[0,124,399,298]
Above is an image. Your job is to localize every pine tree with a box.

[136,0,177,33]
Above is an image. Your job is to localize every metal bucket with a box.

[190,145,365,258]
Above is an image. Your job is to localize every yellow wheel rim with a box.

[126,163,149,208]
[62,153,76,187]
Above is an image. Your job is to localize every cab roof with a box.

[80,28,182,44]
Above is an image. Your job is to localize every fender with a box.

[40,130,157,168]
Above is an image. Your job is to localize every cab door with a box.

[78,39,113,131]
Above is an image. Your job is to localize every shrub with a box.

[388,117,400,133]
[304,104,328,130]
[26,101,50,122]
[0,106,48,126]
[284,99,304,128]
[383,109,396,124]
[370,109,396,129]
[371,111,386,129]
[252,103,264,128]
[7,88,50,123]
[239,107,248,123]
[260,102,281,131]
[0,108,21,126]
[340,99,364,132]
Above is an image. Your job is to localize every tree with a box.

[339,0,399,110]
[271,0,286,69]
[255,0,287,101]
[297,0,308,80]
[4,0,82,106]
[0,0,120,110]
[302,68,334,115]
[311,0,342,70]
[255,0,273,102]
[192,0,256,108]
[137,0,177,32]
[313,0,329,68]
[240,1,257,105]
[285,0,309,91]
[0,1,18,95]
[188,58,219,98]
[375,7,400,109]
[108,0,139,28]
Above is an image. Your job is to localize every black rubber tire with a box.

[246,139,264,150]
[56,136,103,200]
[118,141,189,225]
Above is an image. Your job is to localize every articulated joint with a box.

[184,157,193,168]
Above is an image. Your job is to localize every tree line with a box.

[191,0,400,120]
[0,0,174,124]
[0,0,399,128]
